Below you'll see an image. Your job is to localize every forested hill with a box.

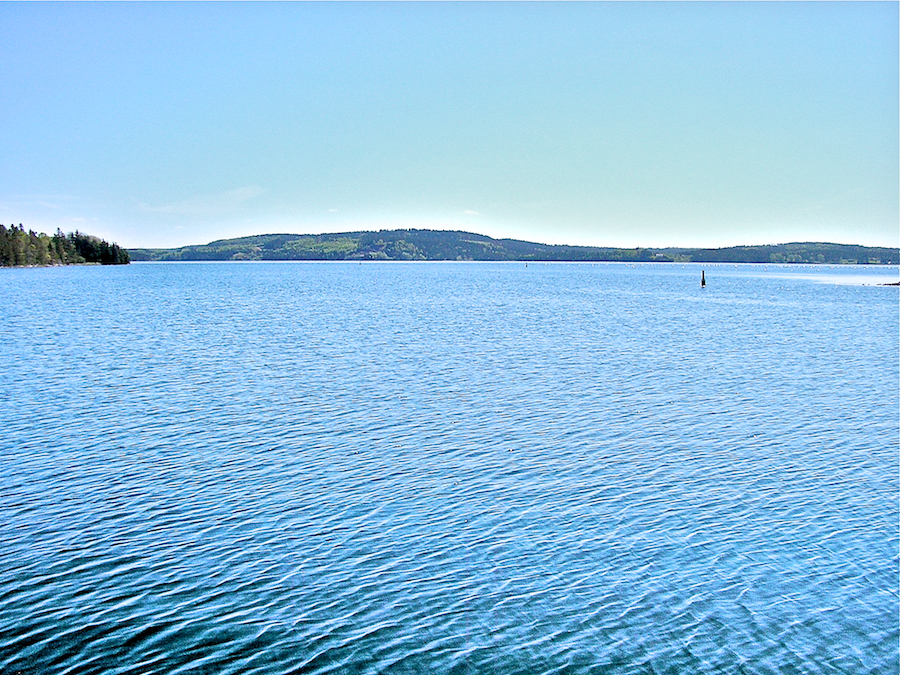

[1,224,130,266]
[129,230,898,264]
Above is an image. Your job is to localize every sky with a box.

[1,2,897,250]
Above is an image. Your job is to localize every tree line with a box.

[0,224,130,266]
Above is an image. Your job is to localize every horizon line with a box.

[126,228,900,252]
[4,221,895,252]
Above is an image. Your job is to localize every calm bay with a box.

[1,261,898,674]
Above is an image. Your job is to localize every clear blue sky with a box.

[1,2,897,249]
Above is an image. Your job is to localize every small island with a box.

[1,224,130,267]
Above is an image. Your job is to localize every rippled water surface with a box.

[2,262,898,674]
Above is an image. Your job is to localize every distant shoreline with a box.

[128,229,899,265]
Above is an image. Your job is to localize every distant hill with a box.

[128,230,899,265]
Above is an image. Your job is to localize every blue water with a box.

[1,262,898,674]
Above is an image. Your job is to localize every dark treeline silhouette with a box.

[0,224,130,267]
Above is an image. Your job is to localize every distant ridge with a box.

[128,230,899,265]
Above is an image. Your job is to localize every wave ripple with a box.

[1,262,897,674]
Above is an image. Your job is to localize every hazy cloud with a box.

[2,194,80,211]
[139,186,265,217]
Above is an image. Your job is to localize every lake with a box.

[1,261,898,674]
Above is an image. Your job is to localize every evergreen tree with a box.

[0,224,129,266]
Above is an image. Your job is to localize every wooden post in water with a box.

[701,270,706,288]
